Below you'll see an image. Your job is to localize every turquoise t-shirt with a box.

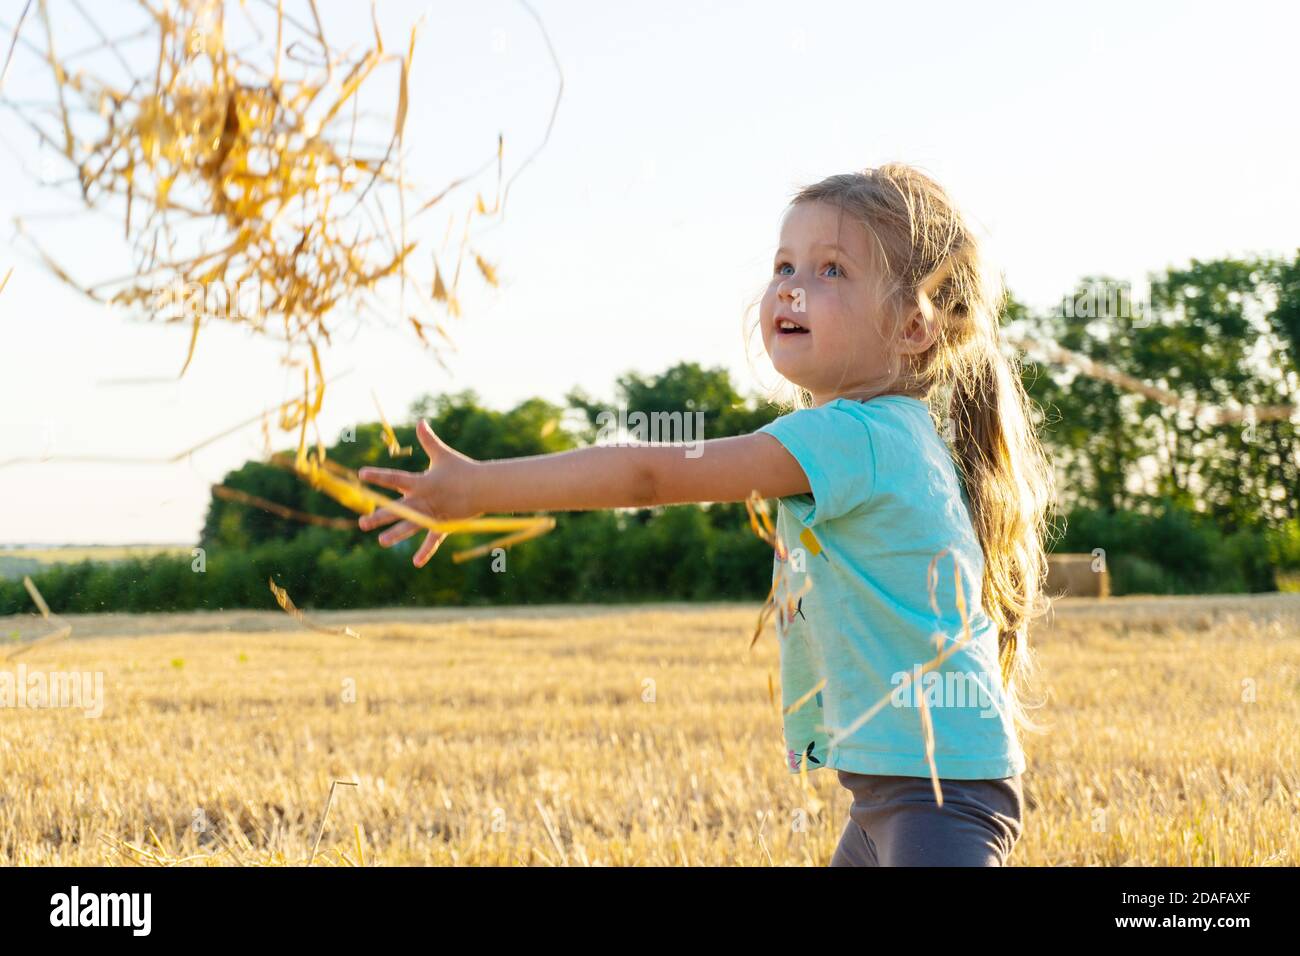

[756,395,1026,780]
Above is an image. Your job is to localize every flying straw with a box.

[268,576,360,639]
[5,575,72,661]
[6,1,565,568]
[267,452,556,565]
[1006,330,1297,426]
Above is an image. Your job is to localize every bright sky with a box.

[1,0,1297,546]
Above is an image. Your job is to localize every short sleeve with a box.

[755,401,876,526]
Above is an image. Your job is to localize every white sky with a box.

[1,0,1297,545]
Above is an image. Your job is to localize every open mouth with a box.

[776,318,809,335]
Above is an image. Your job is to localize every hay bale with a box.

[1047,553,1110,598]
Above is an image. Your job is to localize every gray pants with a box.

[829,769,1024,866]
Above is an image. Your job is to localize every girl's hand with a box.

[357,419,483,567]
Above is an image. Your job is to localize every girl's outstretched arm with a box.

[471,431,811,513]
[357,420,811,565]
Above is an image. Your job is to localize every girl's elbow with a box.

[635,461,661,507]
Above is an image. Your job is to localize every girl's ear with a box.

[897,305,938,356]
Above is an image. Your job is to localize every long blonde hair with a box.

[750,163,1057,737]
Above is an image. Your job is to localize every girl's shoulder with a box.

[827,394,931,416]
[824,395,939,441]
[828,395,964,491]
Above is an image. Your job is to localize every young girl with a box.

[356,162,1056,867]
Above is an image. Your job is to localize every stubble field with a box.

[2,594,1297,865]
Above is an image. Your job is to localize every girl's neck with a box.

[817,388,927,406]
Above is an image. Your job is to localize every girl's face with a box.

[761,199,901,406]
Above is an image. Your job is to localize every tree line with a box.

[3,251,1297,615]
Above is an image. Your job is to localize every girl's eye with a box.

[774,262,842,277]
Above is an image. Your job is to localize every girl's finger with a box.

[413,531,446,567]
[378,520,419,547]
[359,506,401,531]
[358,466,416,492]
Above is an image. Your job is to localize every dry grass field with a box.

[1,594,1297,866]
[0,546,191,564]
[0,546,191,582]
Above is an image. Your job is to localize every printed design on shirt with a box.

[744,493,836,780]
[787,740,821,771]
[746,494,814,649]
[786,678,826,716]
[797,526,831,564]
[784,679,827,771]
[771,521,825,635]
[775,595,806,631]
[773,573,811,638]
